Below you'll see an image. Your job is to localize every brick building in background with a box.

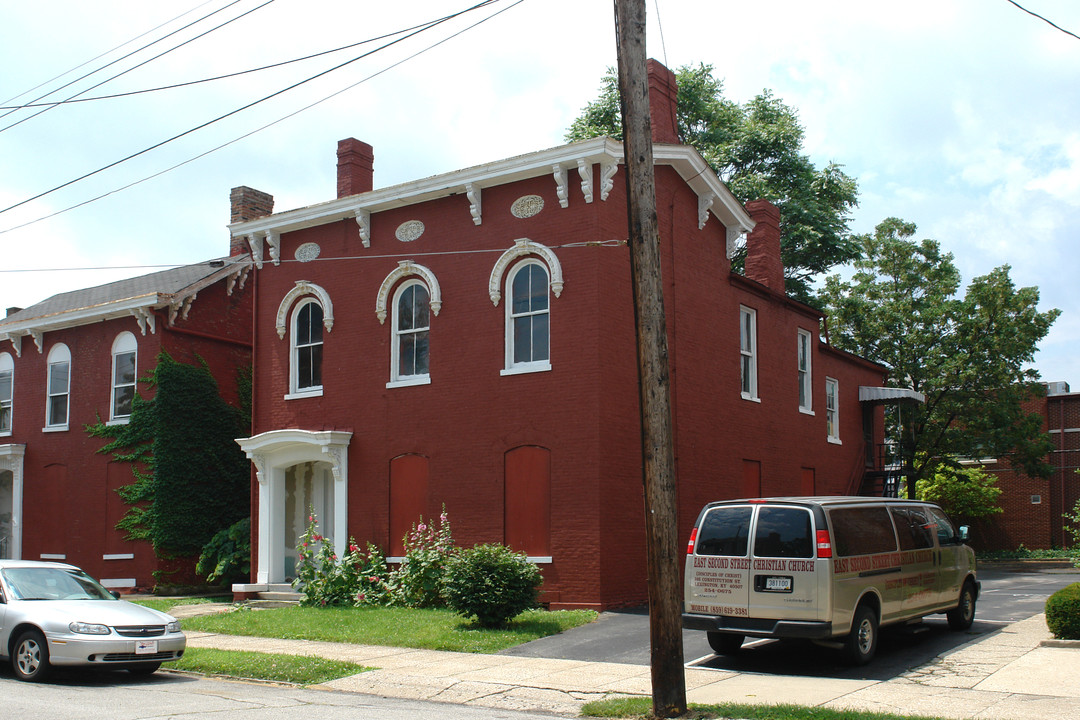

[969,382,1080,551]
[0,257,253,589]
[229,61,890,609]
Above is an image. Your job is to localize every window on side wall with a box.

[826,377,840,443]
[740,306,758,400]
[291,299,324,396]
[110,332,137,423]
[390,280,431,386]
[45,343,71,430]
[798,328,812,413]
[504,261,550,374]
[0,352,12,435]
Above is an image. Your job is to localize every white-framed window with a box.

[291,299,324,396]
[798,328,813,414]
[0,351,12,435]
[390,279,431,386]
[110,332,137,422]
[826,377,840,443]
[740,306,758,400]
[504,260,551,375]
[45,343,71,430]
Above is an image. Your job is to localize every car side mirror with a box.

[958,525,970,542]
[111,590,121,600]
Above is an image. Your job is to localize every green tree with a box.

[821,218,1060,494]
[566,63,859,303]
[915,463,1003,521]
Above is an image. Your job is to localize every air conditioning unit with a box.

[1047,381,1070,396]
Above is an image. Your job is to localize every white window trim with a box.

[826,376,841,444]
[290,298,325,396]
[504,259,552,374]
[0,351,12,436]
[798,328,813,414]
[110,332,137,422]
[45,343,71,431]
[389,278,432,386]
[740,306,758,400]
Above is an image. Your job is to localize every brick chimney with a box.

[337,138,374,198]
[229,186,274,255]
[744,199,785,293]
[647,59,679,144]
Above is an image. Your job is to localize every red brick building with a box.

[0,259,253,589]
[229,62,889,609]
[969,382,1080,551]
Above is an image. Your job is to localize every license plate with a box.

[765,577,792,592]
[135,640,158,655]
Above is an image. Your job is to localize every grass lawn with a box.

[582,697,952,720]
[179,604,597,654]
[170,647,371,684]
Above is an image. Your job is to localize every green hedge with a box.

[1045,582,1080,640]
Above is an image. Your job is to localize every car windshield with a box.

[1,566,115,601]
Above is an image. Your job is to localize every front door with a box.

[282,461,334,581]
[0,469,12,558]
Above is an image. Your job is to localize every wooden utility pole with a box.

[613,0,687,716]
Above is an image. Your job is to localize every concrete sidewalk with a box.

[182,614,1080,719]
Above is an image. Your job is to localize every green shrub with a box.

[197,518,251,584]
[443,544,542,628]
[391,509,455,608]
[1045,582,1080,640]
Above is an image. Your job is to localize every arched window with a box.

[390,280,430,386]
[505,260,550,373]
[291,299,324,396]
[111,332,137,421]
[0,352,12,435]
[45,343,71,430]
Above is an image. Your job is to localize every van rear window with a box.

[753,506,813,558]
[830,506,897,557]
[696,506,752,556]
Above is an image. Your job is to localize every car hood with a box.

[10,599,176,626]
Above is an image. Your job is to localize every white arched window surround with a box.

[109,332,138,424]
[489,240,562,376]
[502,260,552,375]
[377,262,440,389]
[0,351,13,435]
[276,281,334,401]
[45,343,71,431]
[288,298,325,399]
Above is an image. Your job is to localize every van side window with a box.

[696,506,752,556]
[890,507,935,550]
[753,507,813,558]
[830,506,898,557]
[926,507,958,545]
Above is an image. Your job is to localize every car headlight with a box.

[69,621,110,635]
[166,620,181,633]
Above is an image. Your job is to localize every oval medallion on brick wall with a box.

[511,195,544,219]
[395,220,425,242]
[295,242,321,262]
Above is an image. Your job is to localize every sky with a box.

[1,0,1077,384]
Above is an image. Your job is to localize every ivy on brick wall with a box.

[88,352,251,557]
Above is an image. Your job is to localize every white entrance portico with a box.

[0,444,25,560]
[235,430,351,588]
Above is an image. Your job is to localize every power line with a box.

[0,0,523,235]
[1005,0,1080,40]
[0,0,223,108]
[0,1,502,219]
[0,0,277,134]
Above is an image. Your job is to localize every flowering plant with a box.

[293,512,390,606]
[390,506,455,608]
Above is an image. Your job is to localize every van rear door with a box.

[685,504,753,620]
[748,504,822,622]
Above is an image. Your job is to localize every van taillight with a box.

[816,529,832,558]
[686,527,698,555]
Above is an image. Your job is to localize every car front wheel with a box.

[12,629,51,682]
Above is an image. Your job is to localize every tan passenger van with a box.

[683,497,979,664]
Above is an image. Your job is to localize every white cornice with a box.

[227,137,755,239]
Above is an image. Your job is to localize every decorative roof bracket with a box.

[553,164,568,208]
[354,209,371,248]
[600,159,618,201]
[577,160,594,204]
[698,192,715,230]
[132,308,156,336]
[466,183,482,225]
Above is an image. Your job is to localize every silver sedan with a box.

[0,559,186,681]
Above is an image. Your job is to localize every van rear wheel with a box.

[947,580,977,630]
[843,605,878,665]
[707,632,745,655]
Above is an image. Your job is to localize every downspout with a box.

[1059,396,1066,548]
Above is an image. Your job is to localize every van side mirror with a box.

[958,525,970,542]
